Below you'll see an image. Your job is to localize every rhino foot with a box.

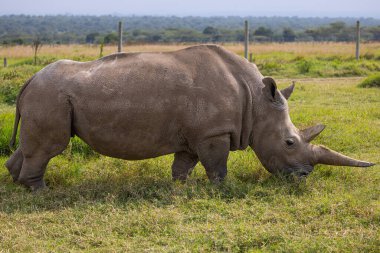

[196,135,229,183]
[17,177,48,192]
[5,148,24,182]
[172,151,199,181]
[30,181,48,192]
[15,152,51,191]
[207,173,227,184]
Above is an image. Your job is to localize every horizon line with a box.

[0,14,379,19]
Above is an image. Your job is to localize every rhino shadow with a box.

[0,168,309,214]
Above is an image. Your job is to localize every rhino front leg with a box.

[5,148,24,182]
[172,151,199,181]
[197,135,230,183]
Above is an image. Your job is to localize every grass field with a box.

[0,43,379,252]
[1,42,380,78]
[2,42,380,58]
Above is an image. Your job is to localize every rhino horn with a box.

[280,83,295,100]
[312,145,375,167]
[300,124,325,142]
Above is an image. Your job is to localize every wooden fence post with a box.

[249,53,253,62]
[356,20,360,60]
[244,20,249,59]
[118,21,123,53]
[3,57,7,67]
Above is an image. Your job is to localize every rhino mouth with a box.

[287,164,314,177]
[295,170,310,177]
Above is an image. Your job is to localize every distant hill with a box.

[1,15,380,44]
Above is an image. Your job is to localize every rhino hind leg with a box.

[196,135,230,183]
[16,104,72,191]
[5,148,24,182]
[17,133,70,191]
[17,154,50,191]
[17,131,70,191]
[171,151,199,181]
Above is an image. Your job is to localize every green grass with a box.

[0,64,379,251]
[359,73,380,88]
[255,54,380,78]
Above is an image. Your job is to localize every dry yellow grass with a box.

[1,42,380,59]
[243,42,380,56]
[0,44,196,59]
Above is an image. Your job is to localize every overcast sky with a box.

[1,0,379,17]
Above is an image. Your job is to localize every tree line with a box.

[1,15,380,45]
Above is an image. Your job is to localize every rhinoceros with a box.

[5,45,375,190]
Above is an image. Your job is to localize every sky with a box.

[0,0,379,18]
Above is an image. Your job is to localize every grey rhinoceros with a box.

[5,45,375,190]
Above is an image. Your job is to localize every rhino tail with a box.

[9,75,35,150]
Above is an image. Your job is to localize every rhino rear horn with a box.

[280,83,295,100]
[301,124,325,142]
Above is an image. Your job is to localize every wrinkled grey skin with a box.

[5,45,375,191]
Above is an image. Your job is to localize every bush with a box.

[340,63,365,76]
[0,80,22,105]
[358,73,380,88]
[297,60,313,74]
[257,61,282,75]
[0,113,15,155]
[0,66,39,105]
[2,70,21,80]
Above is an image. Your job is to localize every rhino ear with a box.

[262,77,278,100]
[301,124,326,142]
[280,83,295,100]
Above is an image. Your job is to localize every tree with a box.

[103,33,118,44]
[1,15,380,44]
[283,28,296,42]
[329,22,346,31]
[85,33,99,44]
[31,37,43,65]
[149,34,162,42]
[11,38,24,45]
[202,26,220,42]
[253,26,274,42]
[203,26,219,35]
[368,26,380,41]
[254,26,273,37]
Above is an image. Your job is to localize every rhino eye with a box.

[285,139,295,146]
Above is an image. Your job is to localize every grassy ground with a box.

[1,42,380,79]
[0,44,379,252]
[359,73,380,88]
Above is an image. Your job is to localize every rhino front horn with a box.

[313,145,375,167]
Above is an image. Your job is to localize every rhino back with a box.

[22,45,257,159]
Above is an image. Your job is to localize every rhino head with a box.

[250,77,375,176]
